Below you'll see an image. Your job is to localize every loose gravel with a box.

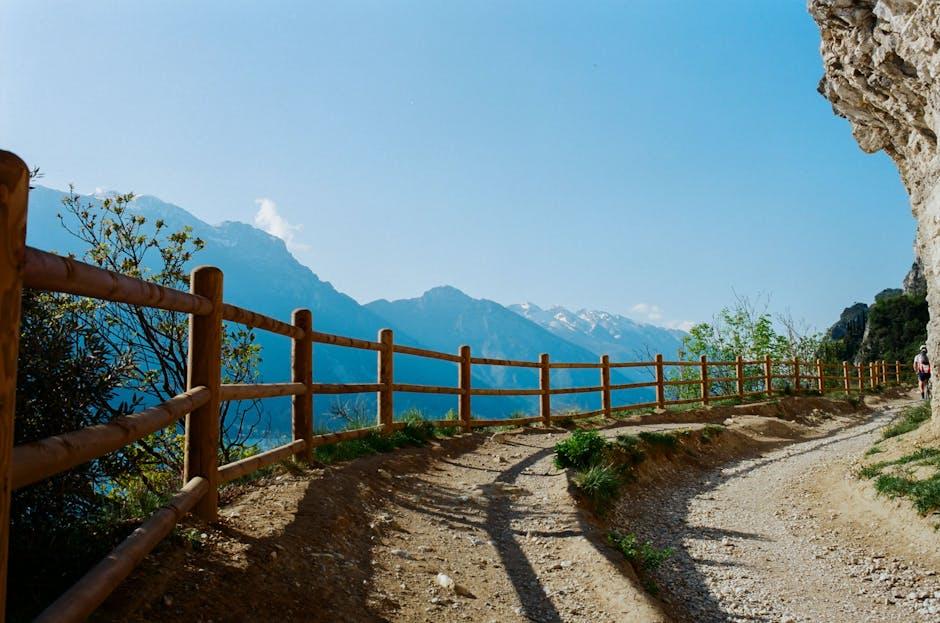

[622,401,940,622]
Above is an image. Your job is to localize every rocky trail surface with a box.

[622,394,940,622]
[103,393,936,623]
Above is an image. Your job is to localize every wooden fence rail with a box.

[0,149,919,622]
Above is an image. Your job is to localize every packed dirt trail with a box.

[102,393,935,623]
[621,393,940,622]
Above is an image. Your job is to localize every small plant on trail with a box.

[572,464,621,508]
[882,402,930,439]
[865,445,884,457]
[608,531,674,572]
[436,409,461,437]
[554,430,607,469]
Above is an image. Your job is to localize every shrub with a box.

[554,430,607,469]
[573,464,621,507]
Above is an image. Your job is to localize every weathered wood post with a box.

[459,345,471,431]
[291,309,313,463]
[816,359,825,394]
[842,361,850,396]
[654,354,666,411]
[701,354,710,406]
[378,329,394,434]
[764,354,773,397]
[857,364,864,392]
[881,360,888,386]
[793,358,800,394]
[539,353,551,426]
[0,150,29,621]
[600,355,611,419]
[895,360,901,385]
[869,361,876,389]
[735,355,745,399]
[184,266,224,522]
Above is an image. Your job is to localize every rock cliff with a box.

[810,0,940,419]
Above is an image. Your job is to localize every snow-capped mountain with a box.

[509,302,686,362]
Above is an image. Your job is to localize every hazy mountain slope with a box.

[25,186,455,426]
[367,287,654,409]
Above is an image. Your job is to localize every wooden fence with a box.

[0,150,916,621]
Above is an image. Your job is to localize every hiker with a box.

[914,344,931,399]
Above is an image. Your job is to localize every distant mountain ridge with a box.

[26,185,671,429]
[509,302,685,362]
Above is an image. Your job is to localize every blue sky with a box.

[1,1,914,331]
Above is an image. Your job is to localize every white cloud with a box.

[253,198,310,254]
[630,303,695,332]
[630,303,663,321]
[667,320,696,332]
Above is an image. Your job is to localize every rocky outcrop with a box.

[904,254,927,295]
[810,0,940,420]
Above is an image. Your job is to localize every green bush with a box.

[573,464,621,507]
[553,430,607,469]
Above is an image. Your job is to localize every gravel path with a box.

[624,400,940,622]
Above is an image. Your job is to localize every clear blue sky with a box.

[1,1,914,331]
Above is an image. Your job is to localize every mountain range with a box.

[25,185,686,432]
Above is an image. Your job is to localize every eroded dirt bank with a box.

[97,394,904,622]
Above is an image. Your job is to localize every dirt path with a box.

[102,395,930,623]
[620,395,940,622]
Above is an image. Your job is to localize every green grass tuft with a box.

[858,445,940,515]
[882,402,931,439]
[573,463,621,507]
[637,430,678,449]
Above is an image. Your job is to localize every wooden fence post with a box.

[0,150,29,621]
[459,345,471,431]
[539,353,551,426]
[378,329,394,434]
[842,361,850,396]
[857,364,863,392]
[816,359,824,394]
[764,354,773,397]
[291,309,313,463]
[869,361,876,389]
[600,355,611,419]
[793,358,800,394]
[701,354,710,407]
[881,360,888,386]
[655,354,666,411]
[895,360,901,385]
[184,266,223,522]
[735,355,745,399]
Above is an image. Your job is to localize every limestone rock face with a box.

[810,0,940,420]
